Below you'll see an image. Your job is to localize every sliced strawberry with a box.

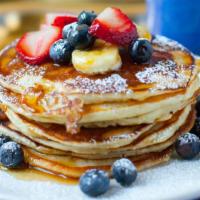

[89,7,137,46]
[45,13,77,28]
[16,26,62,64]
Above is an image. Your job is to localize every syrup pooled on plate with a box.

[0,166,78,185]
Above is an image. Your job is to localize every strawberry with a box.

[16,25,62,64]
[45,13,77,28]
[89,7,137,46]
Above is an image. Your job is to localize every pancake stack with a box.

[0,35,199,178]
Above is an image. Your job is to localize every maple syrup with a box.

[0,166,78,185]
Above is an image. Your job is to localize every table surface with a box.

[0,1,145,15]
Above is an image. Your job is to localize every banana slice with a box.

[136,24,152,41]
[72,40,122,75]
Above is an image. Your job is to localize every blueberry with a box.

[68,24,95,50]
[112,158,137,187]
[129,39,153,64]
[78,11,97,25]
[0,141,24,168]
[175,133,200,160]
[62,22,78,40]
[0,135,11,147]
[79,169,110,197]
[49,39,73,64]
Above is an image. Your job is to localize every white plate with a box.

[0,158,200,200]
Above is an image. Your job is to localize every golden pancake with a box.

[0,31,198,180]
[0,104,195,178]
[4,105,191,154]
[0,76,198,127]
[23,147,173,178]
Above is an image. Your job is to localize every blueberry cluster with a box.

[50,11,96,64]
[79,158,138,197]
[0,135,24,168]
[49,10,153,66]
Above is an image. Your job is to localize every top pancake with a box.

[0,35,196,105]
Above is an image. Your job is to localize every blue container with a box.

[146,0,200,54]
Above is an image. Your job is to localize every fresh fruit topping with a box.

[78,11,97,26]
[89,7,137,46]
[68,24,94,50]
[62,22,78,40]
[0,135,11,147]
[16,8,154,70]
[175,133,200,160]
[79,169,110,197]
[112,158,137,187]
[49,39,73,64]
[16,26,62,64]
[129,38,153,64]
[136,24,152,41]
[72,40,121,74]
[0,141,24,168]
[45,13,77,28]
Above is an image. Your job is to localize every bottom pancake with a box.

[23,147,172,178]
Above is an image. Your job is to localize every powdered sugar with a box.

[0,86,18,105]
[112,158,136,171]
[1,65,46,86]
[65,74,129,94]
[135,60,189,90]
[152,35,187,52]
[177,132,200,145]
[108,133,136,141]
[0,141,21,152]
